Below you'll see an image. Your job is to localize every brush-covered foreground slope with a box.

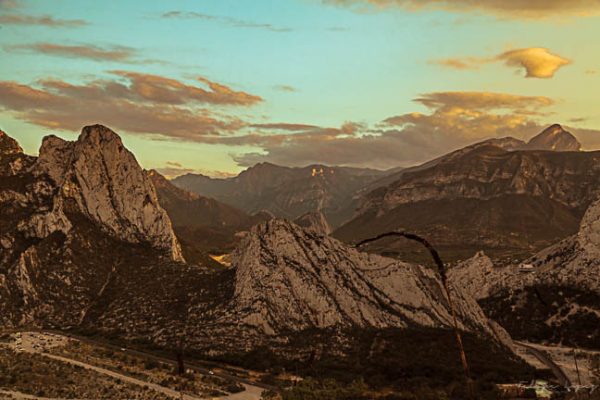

[148,170,266,263]
[172,163,387,228]
[450,196,600,349]
[336,126,599,262]
[0,126,529,386]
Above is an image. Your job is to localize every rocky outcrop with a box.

[33,125,183,261]
[450,197,600,348]
[525,124,581,151]
[293,211,331,235]
[0,129,23,155]
[228,219,492,336]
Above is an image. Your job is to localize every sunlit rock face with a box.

[34,125,184,262]
[229,218,492,335]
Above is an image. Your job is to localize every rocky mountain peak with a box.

[229,218,492,336]
[34,125,184,262]
[0,129,23,155]
[525,124,581,151]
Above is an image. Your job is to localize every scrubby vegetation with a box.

[0,347,169,399]
[48,339,232,397]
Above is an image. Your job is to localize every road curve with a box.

[514,341,571,387]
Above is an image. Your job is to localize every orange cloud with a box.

[431,47,571,79]
[429,58,482,70]
[325,0,600,18]
[7,43,136,62]
[113,71,262,106]
[0,72,261,139]
[497,48,571,78]
[234,92,556,168]
[251,123,320,131]
[0,14,87,27]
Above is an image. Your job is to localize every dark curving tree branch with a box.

[355,231,474,398]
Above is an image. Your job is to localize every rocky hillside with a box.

[181,219,531,385]
[224,219,492,335]
[335,125,599,262]
[172,163,388,228]
[449,196,600,349]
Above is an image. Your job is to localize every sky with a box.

[1,0,599,177]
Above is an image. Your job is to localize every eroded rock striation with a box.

[228,219,492,336]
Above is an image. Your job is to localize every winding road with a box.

[514,341,572,387]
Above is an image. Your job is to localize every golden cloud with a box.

[234,91,557,168]
[431,47,571,79]
[497,48,571,78]
[325,0,600,18]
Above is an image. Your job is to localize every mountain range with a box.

[0,125,533,390]
[172,162,388,228]
[334,124,599,262]
[171,123,597,263]
[2,123,598,396]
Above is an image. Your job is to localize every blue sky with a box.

[1,0,599,175]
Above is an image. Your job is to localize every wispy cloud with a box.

[430,47,571,79]
[250,123,319,131]
[6,43,137,62]
[160,10,291,32]
[324,0,600,19]
[273,84,297,92]
[0,14,87,27]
